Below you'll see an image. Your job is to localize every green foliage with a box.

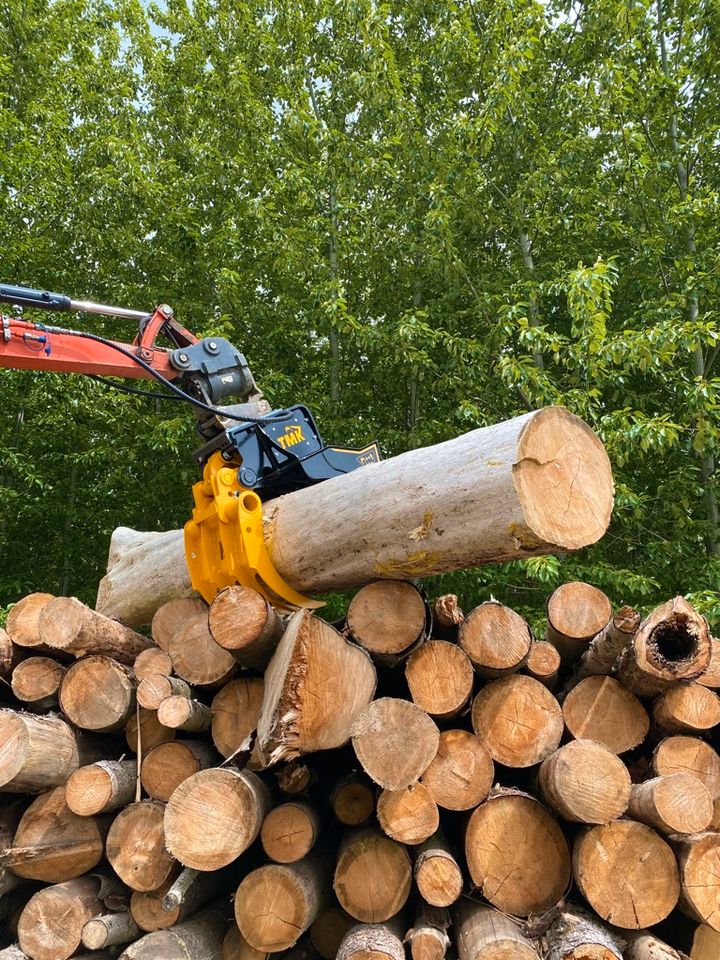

[1,0,719,627]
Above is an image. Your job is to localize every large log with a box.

[17,876,105,960]
[95,407,614,624]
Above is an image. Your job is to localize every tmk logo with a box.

[276,425,306,450]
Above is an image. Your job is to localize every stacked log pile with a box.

[0,582,718,959]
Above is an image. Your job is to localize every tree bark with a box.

[137,673,191,710]
[409,905,450,960]
[209,585,285,670]
[118,906,226,960]
[106,800,175,892]
[454,901,537,960]
[698,636,720,688]
[66,759,138,815]
[17,876,105,960]
[38,596,151,663]
[414,833,463,908]
[96,408,615,625]
[376,783,439,845]
[157,696,212,732]
[333,829,412,923]
[350,697,439,790]
[545,581,612,662]
[260,801,322,863]
[347,580,429,664]
[59,656,136,732]
[405,640,473,719]
[336,921,405,960]
[82,914,140,950]
[420,729,493,812]
[562,675,649,754]
[471,675,563,767]
[574,605,641,680]
[628,774,713,835]
[211,676,264,769]
[538,740,631,823]
[543,906,623,960]
[459,600,532,677]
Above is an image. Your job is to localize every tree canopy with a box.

[1,0,719,629]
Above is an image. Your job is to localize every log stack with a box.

[0,579,717,960]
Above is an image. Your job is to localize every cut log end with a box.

[471,675,563,767]
[458,601,532,676]
[347,580,427,659]
[334,830,411,923]
[351,697,439,790]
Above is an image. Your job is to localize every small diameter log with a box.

[455,902,537,960]
[545,581,612,661]
[573,820,680,928]
[625,932,685,960]
[414,834,463,908]
[223,926,268,960]
[6,786,106,881]
[118,906,227,960]
[409,905,450,960]
[432,594,464,639]
[563,676,650,754]
[261,801,322,863]
[82,914,140,950]
[421,729,493,811]
[211,676,264,769]
[698,636,720,689]
[351,697,439,790]
[347,579,429,663]
[538,740,631,823]
[458,600,532,677]
[17,876,104,960]
[471,675,563,767]
[130,869,222,932]
[628,774,713,835]
[141,740,217,802]
[524,640,561,689]
[333,829,412,923]
[157,696,211,732]
[653,736,720,799]
[405,641,473,719]
[543,906,623,960]
[691,924,720,960]
[377,782,439,844]
[125,708,175,754]
[66,759,138,815]
[11,656,65,709]
[151,596,208,651]
[576,605,641,678]
[0,709,102,793]
[38,596,151,663]
[167,614,237,687]
[616,596,711,697]
[653,682,720,734]
[106,800,176,892]
[59,656,136,732]
[133,646,173,681]
[674,833,720,930]
[310,906,355,960]
[164,767,271,870]
[235,855,330,952]
[209,585,285,669]
[5,593,55,648]
[137,673,191,710]
[465,791,571,916]
[278,761,314,796]
[258,610,377,766]
[330,773,375,826]
[337,921,405,960]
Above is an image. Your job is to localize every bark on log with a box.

[59,656,136,732]
[545,581,612,661]
[615,597,711,697]
[137,673,191,710]
[405,641,473,719]
[454,902,538,960]
[653,682,720,734]
[653,736,720,800]
[140,740,216,802]
[674,833,720,930]
[133,646,173,680]
[164,767,270,870]
[697,637,720,689]
[414,833,463,908]
[573,820,680,928]
[471,675,563,767]
[330,773,375,826]
[260,801,322,863]
[420,729,493,812]
[167,615,236,687]
[235,855,329,952]
[627,775,713,835]
[333,829,412,923]
[106,800,175,892]
[157,696,212,732]
[151,596,208,652]
[347,580,429,663]
[38,596,151,663]
[66,759,138,815]
[0,709,102,793]
[376,783,439,845]
[258,610,377,766]
[10,656,65,710]
[130,869,222,932]
[118,906,226,960]
[465,791,571,916]
[458,600,532,677]
[125,708,175,754]
[524,640,561,689]
[17,876,104,960]
[575,605,641,680]
[562,675,650,754]
[209,585,285,670]
[336,921,405,960]
[538,740,631,823]
[82,914,140,950]
[96,408,615,625]
[543,906,623,960]
[211,676,264,769]
[6,593,55,648]
[350,697,439,790]
[625,931,686,960]
[432,595,464,640]
[5,786,106,882]
[310,906,355,960]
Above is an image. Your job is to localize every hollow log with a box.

[38,596,151,663]
[351,697,439,790]
[151,596,208,651]
[118,906,227,960]
[543,906,623,960]
[333,828,412,923]
[235,855,330,952]
[209,585,285,669]
[260,801,322,863]
[140,739,216,802]
[454,902,537,960]
[310,906,355,960]
[573,820,680,928]
[164,767,270,870]
[10,656,65,710]
[465,790,570,916]
[6,593,55,648]
[211,676,264,768]
[59,656,136,732]
[137,673,191,710]
[157,696,212,732]
[167,615,236,687]
[545,581,612,661]
[414,833,463,908]
[458,600,532,677]
[347,580,428,663]
[106,800,176,892]
[82,914,140,950]
[133,646,173,680]
[615,597,711,697]
[421,729,493,812]
[653,736,720,799]
[628,774,713,835]
[538,740,631,823]
[524,640,561,688]
[674,832,720,930]
[330,773,375,826]
[471,675,563,767]
[376,783,439,845]
[336,921,405,960]
[562,675,649,754]
[258,610,377,766]
[66,759,138,815]
[653,682,720,735]
[405,640,473,719]
[96,408,615,625]
[17,876,104,960]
